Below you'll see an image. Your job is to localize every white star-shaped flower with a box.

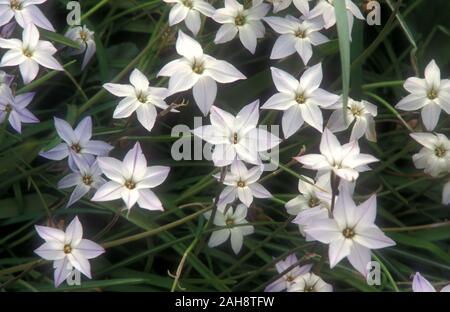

[285,173,331,216]
[0,85,38,133]
[264,254,313,292]
[304,185,395,275]
[409,132,450,178]
[396,60,450,131]
[212,0,270,54]
[204,202,254,254]
[158,30,246,116]
[261,64,339,137]
[288,272,333,292]
[0,24,63,84]
[269,0,312,14]
[193,100,281,166]
[104,68,170,132]
[327,98,378,142]
[215,160,271,207]
[40,116,113,168]
[34,216,105,287]
[264,15,328,64]
[412,272,450,292]
[295,128,379,181]
[91,142,170,211]
[164,0,215,36]
[65,25,96,70]
[0,0,54,31]
[309,0,364,38]
[58,158,106,207]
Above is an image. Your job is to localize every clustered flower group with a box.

[1,0,448,292]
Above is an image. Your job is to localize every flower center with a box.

[235,14,246,26]
[286,274,295,282]
[63,244,72,254]
[350,105,363,117]
[295,93,306,104]
[125,179,136,190]
[295,30,306,38]
[226,217,235,227]
[71,143,82,153]
[136,92,147,103]
[427,89,438,100]
[232,132,239,144]
[304,285,315,292]
[4,104,12,113]
[237,180,246,188]
[435,145,447,158]
[10,0,22,10]
[181,0,193,8]
[79,30,89,42]
[308,197,320,208]
[82,175,93,186]
[342,227,355,239]
[23,48,33,58]
[192,60,204,74]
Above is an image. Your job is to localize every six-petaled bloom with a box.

[164,0,215,36]
[65,25,96,70]
[0,0,54,31]
[264,254,313,292]
[0,85,38,133]
[34,216,105,287]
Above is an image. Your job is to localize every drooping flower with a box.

[204,202,254,254]
[264,15,328,64]
[264,254,313,292]
[309,0,364,38]
[65,25,96,70]
[91,142,170,211]
[327,98,378,142]
[0,86,38,133]
[261,64,339,137]
[0,24,63,84]
[0,0,54,31]
[158,30,246,116]
[58,158,106,207]
[212,0,270,54]
[34,216,105,287]
[104,68,170,132]
[409,132,450,177]
[215,160,271,207]
[412,272,450,292]
[288,272,333,292]
[396,60,450,131]
[295,128,379,181]
[164,0,215,36]
[39,116,113,168]
[304,185,395,275]
[285,173,331,216]
[0,70,14,90]
[193,100,281,166]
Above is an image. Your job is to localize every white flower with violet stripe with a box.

[412,272,450,292]
[204,202,254,254]
[104,68,171,132]
[304,184,395,275]
[295,128,379,182]
[212,0,270,54]
[395,60,450,131]
[164,0,215,36]
[0,0,54,31]
[158,30,246,116]
[327,98,378,142]
[264,15,328,64]
[0,86,38,133]
[264,254,313,292]
[215,160,271,207]
[261,64,339,138]
[91,142,170,211]
[65,25,96,70]
[0,24,63,84]
[288,272,333,292]
[193,100,281,166]
[39,116,113,169]
[34,216,105,287]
